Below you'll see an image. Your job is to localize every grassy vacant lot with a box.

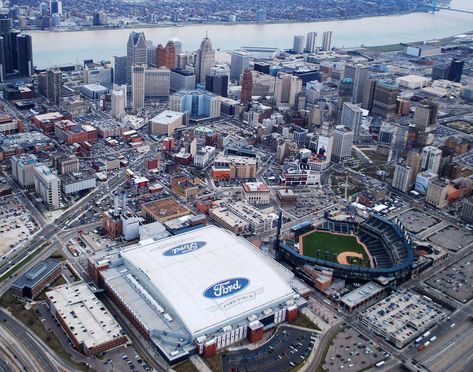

[288,312,321,331]
[173,359,199,372]
[301,231,368,265]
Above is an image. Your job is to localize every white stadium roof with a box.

[121,226,295,337]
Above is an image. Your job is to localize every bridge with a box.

[430,1,473,15]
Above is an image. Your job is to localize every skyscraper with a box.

[332,125,354,163]
[392,161,413,193]
[292,35,305,54]
[230,50,250,82]
[195,36,215,84]
[321,31,333,51]
[413,99,438,131]
[240,69,253,104]
[344,64,369,104]
[131,64,145,110]
[47,69,62,106]
[126,31,147,84]
[371,80,399,119]
[16,34,33,77]
[0,16,13,75]
[447,59,464,82]
[206,67,228,97]
[111,84,126,119]
[305,32,317,53]
[340,102,363,142]
[50,0,62,15]
[421,146,442,175]
[145,67,170,98]
[274,73,302,109]
[156,40,176,69]
[337,77,353,121]
[113,55,127,85]
[362,78,377,111]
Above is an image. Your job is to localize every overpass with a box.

[430,1,473,15]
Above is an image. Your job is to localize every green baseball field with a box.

[300,230,372,267]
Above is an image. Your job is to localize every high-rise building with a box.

[337,78,354,121]
[230,50,250,82]
[145,67,170,98]
[413,98,438,141]
[113,55,127,85]
[131,64,145,110]
[111,84,126,119]
[33,165,61,210]
[126,31,147,84]
[47,69,62,106]
[332,126,354,163]
[340,102,363,143]
[169,89,221,119]
[50,0,62,15]
[146,41,156,67]
[362,79,377,111]
[11,154,38,189]
[371,80,399,119]
[170,68,196,91]
[16,34,33,77]
[240,69,253,104]
[292,35,305,54]
[256,10,266,22]
[156,40,176,69]
[426,178,449,208]
[274,72,302,109]
[321,31,333,51]
[305,32,317,53]
[448,59,464,83]
[392,161,413,193]
[421,146,442,174]
[314,122,334,167]
[0,16,13,76]
[195,36,215,84]
[206,67,228,97]
[431,64,449,80]
[344,64,369,104]
[461,197,473,224]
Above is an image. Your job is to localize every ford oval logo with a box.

[163,241,206,256]
[203,278,250,299]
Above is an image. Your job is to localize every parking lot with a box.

[284,189,335,218]
[322,328,388,371]
[398,209,440,234]
[222,326,317,372]
[0,196,39,255]
[426,252,473,303]
[427,225,473,252]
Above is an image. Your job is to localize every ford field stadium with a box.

[277,215,414,282]
[89,226,305,364]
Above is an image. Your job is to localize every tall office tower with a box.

[371,80,399,119]
[240,69,253,104]
[111,84,126,119]
[340,102,363,142]
[170,68,196,91]
[316,122,334,165]
[431,64,449,80]
[131,64,145,110]
[33,165,61,210]
[50,0,62,15]
[16,34,33,76]
[39,2,48,16]
[113,55,127,85]
[421,146,442,174]
[337,77,353,121]
[230,49,250,82]
[321,31,333,51]
[176,52,194,69]
[256,10,266,22]
[126,31,147,84]
[362,78,377,110]
[332,125,354,163]
[146,41,156,66]
[407,149,422,186]
[195,36,215,84]
[10,29,20,71]
[145,67,171,98]
[414,99,438,146]
[0,16,12,75]
[47,69,62,106]
[206,67,228,97]
[447,59,464,82]
[392,161,413,193]
[274,72,302,109]
[344,64,369,104]
[305,32,317,53]
[169,90,221,119]
[156,40,176,69]
[171,38,182,56]
[171,10,179,23]
[293,35,305,54]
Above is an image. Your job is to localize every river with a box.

[27,0,473,68]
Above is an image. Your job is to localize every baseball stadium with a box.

[276,214,415,281]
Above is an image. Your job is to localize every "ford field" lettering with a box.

[203,278,250,299]
[163,241,206,256]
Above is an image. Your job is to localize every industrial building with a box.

[89,226,303,363]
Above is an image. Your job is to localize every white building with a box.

[332,125,354,163]
[60,171,96,195]
[145,67,171,98]
[395,75,430,89]
[292,35,305,54]
[33,165,61,210]
[193,146,216,168]
[392,161,413,193]
[11,154,38,189]
[111,84,126,119]
[421,146,442,175]
[321,31,333,51]
[242,182,270,205]
[274,73,302,109]
[305,32,317,53]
